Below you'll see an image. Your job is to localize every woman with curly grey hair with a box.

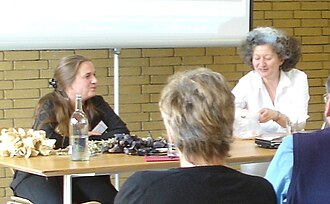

[115,68,277,204]
[233,27,310,133]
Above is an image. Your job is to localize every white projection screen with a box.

[0,0,252,50]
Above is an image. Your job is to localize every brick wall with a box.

[0,0,329,202]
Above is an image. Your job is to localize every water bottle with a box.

[70,94,89,161]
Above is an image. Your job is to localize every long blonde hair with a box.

[34,55,99,139]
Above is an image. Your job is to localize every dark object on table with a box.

[255,133,286,149]
[89,133,169,156]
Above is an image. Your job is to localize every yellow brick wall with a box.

[0,0,329,202]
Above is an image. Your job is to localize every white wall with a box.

[0,0,251,50]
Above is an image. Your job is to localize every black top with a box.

[11,95,129,189]
[114,165,277,204]
[33,95,129,148]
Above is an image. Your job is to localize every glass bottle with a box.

[70,94,89,161]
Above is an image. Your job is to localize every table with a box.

[0,139,276,204]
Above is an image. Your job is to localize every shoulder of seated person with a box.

[285,68,307,77]
[90,95,104,104]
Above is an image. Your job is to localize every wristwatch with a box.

[274,111,282,122]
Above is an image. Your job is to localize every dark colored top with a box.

[114,165,277,204]
[11,95,129,189]
[33,95,129,149]
[287,128,330,204]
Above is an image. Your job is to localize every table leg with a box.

[114,174,120,190]
[63,175,72,204]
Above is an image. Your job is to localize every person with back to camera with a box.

[265,75,330,204]
[114,67,277,204]
[232,27,310,134]
[10,55,130,204]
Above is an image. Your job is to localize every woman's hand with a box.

[259,108,279,123]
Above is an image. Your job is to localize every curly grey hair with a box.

[240,27,301,72]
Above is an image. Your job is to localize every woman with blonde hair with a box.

[11,55,129,204]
